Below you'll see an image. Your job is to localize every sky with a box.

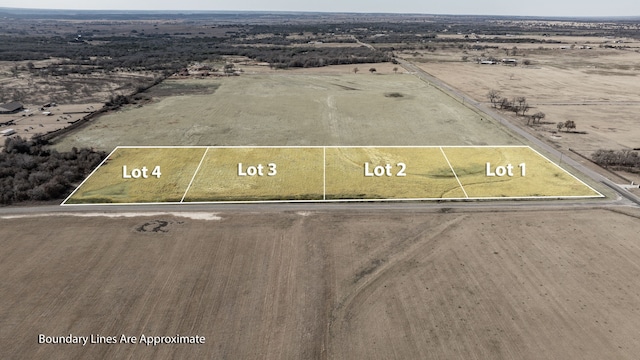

[2,0,640,17]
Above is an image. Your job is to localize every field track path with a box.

[327,215,467,358]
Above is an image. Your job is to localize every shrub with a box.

[0,136,106,205]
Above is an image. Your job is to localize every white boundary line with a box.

[62,145,605,205]
[113,145,531,149]
[60,146,120,206]
[439,147,469,199]
[180,147,210,203]
[323,147,326,200]
[527,146,604,198]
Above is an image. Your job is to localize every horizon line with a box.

[1,7,639,20]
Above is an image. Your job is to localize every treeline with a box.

[0,34,389,72]
[592,149,640,171]
[0,35,222,72]
[230,45,390,68]
[0,137,106,205]
[236,35,356,46]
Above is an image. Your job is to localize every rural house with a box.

[0,101,24,114]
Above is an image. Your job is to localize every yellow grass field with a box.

[184,148,324,201]
[442,147,602,198]
[325,147,466,199]
[64,146,601,204]
[65,147,206,204]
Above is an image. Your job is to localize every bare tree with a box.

[531,111,546,124]
[487,89,501,108]
[223,63,235,76]
[393,67,398,74]
[515,97,530,116]
[499,97,512,110]
[564,120,576,132]
[510,97,523,115]
[557,122,565,132]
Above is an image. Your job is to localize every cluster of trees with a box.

[0,34,218,73]
[250,46,390,69]
[365,33,437,44]
[487,90,581,132]
[0,137,106,205]
[0,36,391,76]
[592,149,640,170]
[557,120,577,132]
[487,90,547,125]
[237,35,356,46]
[0,33,390,74]
[487,90,529,115]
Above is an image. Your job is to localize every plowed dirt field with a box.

[2,207,640,359]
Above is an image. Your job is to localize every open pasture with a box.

[324,147,465,199]
[52,73,522,152]
[184,147,325,202]
[442,147,601,198]
[63,146,601,204]
[401,38,640,153]
[64,147,207,204]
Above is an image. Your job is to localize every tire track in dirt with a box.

[326,95,339,139]
[327,214,467,358]
[317,214,337,360]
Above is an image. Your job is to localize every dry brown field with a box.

[2,207,640,359]
[51,72,522,152]
[0,59,157,143]
[0,102,103,141]
[398,36,640,155]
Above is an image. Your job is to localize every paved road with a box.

[398,59,640,207]
[0,195,635,217]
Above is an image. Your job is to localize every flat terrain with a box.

[400,37,640,154]
[3,13,640,360]
[0,102,103,141]
[0,60,157,143]
[64,146,600,204]
[2,207,640,359]
[51,72,522,152]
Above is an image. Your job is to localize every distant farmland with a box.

[52,73,522,152]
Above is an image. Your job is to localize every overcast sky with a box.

[2,0,639,17]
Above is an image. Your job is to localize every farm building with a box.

[1,129,16,136]
[0,101,24,114]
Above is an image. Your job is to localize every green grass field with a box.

[63,146,602,204]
